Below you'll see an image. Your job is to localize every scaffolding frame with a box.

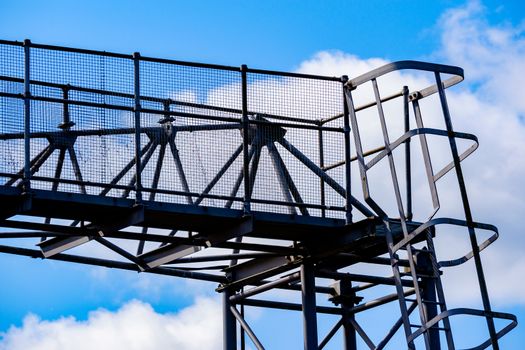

[0,39,517,349]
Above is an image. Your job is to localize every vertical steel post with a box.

[240,302,246,350]
[133,52,143,204]
[318,123,326,218]
[334,278,357,350]
[61,87,70,127]
[418,250,440,350]
[23,39,31,192]
[342,307,357,350]
[223,289,237,350]
[241,64,250,214]
[342,76,352,224]
[434,72,498,348]
[403,86,412,221]
[301,262,318,350]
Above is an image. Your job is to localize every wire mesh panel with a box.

[0,43,25,185]
[0,40,357,217]
[0,40,518,349]
[245,72,346,217]
[139,59,243,207]
[27,47,135,195]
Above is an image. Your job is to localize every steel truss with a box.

[0,39,517,349]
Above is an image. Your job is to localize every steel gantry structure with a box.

[0,39,517,349]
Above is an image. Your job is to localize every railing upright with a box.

[342,75,352,224]
[403,86,412,220]
[133,52,143,204]
[241,65,250,214]
[23,39,31,192]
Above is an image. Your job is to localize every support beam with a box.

[223,289,237,350]
[418,250,441,350]
[301,262,318,350]
[139,244,201,270]
[221,255,294,291]
[230,305,265,350]
[37,235,92,258]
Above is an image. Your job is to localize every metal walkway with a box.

[0,39,517,349]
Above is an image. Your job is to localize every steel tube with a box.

[23,39,31,191]
[133,52,143,203]
[349,289,416,314]
[318,318,343,349]
[342,75,352,224]
[0,244,225,283]
[321,146,386,172]
[376,302,418,350]
[230,306,265,350]
[301,262,319,350]
[195,144,243,206]
[269,143,309,215]
[318,125,326,218]
[317,270,414,288]
[230,272,300,302]
[223,290,237,350]
[278,138,373,217]
[239,299,342,315]
[168,253,276,264]
[320,90,404,124]
[435,72,498,348]
[403,86,412,220]
[241,65,250,214]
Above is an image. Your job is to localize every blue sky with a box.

[0,0,524,349]
[0,0,523,69]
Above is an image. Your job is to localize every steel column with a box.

[133,52,143,204]
[342,302,357,350]
[419,250,440,350]
[223,289,237,350]
[23,39,31,192]
[342,75,352,224]
[318,124,326,218]
[241,64,250,214]
[435,72,498,348]
[403,85,412,220]
[301,262,318,350]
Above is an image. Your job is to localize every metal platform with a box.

[0,39,517,349]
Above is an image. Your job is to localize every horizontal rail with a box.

[321,89,404,124]
[0,243,226,283]
[0,75,325,126]
[347,60,463,88]
[0,93,340,132]
[1,173,345,212]
[322,145,386,171]
[0,39,342,81]
[407,308,517,347]
[234,298,343,315]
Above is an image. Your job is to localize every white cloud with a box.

[436,1,525,306]
[1,2,523,348]
[293,1,525,307]
[0,298,222,350]
[438,1,525,115]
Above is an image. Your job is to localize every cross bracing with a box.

[0,39,517,349]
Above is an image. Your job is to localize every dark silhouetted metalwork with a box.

[0,39,517,349]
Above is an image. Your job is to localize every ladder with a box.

[343,61,508,349]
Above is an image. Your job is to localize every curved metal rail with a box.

[0,40,517,349]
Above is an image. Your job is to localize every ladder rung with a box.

[404,298,445,305]
[410,324,449,331]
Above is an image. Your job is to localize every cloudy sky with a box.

[0,0,524,349]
